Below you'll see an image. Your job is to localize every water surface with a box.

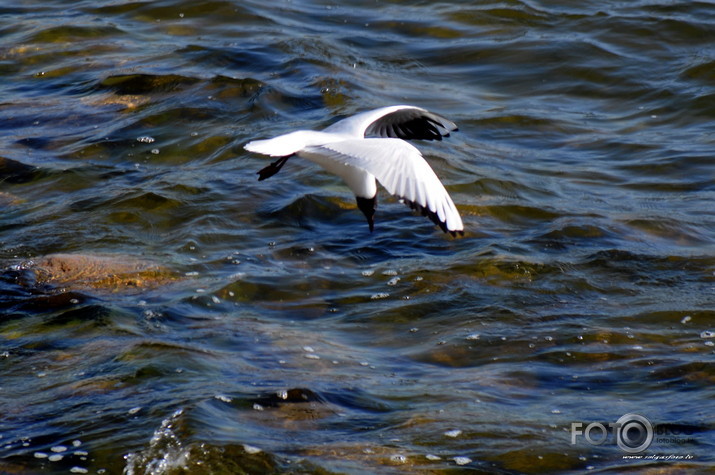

[1,0,714,473]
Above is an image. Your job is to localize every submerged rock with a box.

[0,156,42,183]
[11,253,179,293]
[123,409,283,475]
[251,388,323,408]
[98,73,200,95]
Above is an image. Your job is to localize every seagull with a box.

[244,105,464,236]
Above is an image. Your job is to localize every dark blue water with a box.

[1,0,713,473]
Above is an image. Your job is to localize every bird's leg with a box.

[257,155,291,181]
[356,195,377,232]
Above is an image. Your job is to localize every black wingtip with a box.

[365,109,458,141]
[404,199,464,237]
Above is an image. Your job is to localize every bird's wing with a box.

[324,105,458,141]
[303,138,463,235]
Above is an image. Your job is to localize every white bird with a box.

[244,105,464,236]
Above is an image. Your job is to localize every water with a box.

[1,0,714,473]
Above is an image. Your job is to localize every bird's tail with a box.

[245,130,320,157]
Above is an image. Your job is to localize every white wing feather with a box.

[303,138,463,233]
[245,130,337,157]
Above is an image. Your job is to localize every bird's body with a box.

[245,105,464,236]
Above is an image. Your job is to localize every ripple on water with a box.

[1,0,714,473]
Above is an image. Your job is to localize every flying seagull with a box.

[244,105,464,236]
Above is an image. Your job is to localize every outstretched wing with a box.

[303,138,463,235]
[324,105,458,141]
